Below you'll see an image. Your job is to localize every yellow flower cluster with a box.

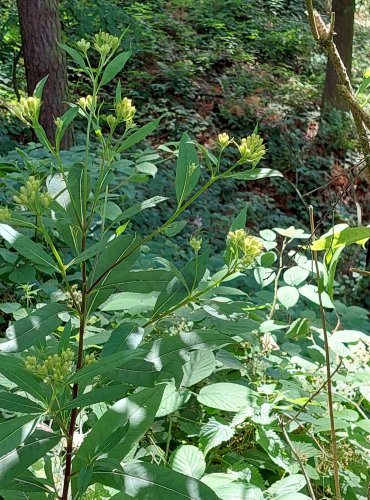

[25,348,75,384]
[94,32,120,56]
[237,134,266,164]
[189,236,202,254]
[115,97,136,125]
[76,38,91,54]
[0,207,11,222]
[218,133,230,148]
[227,229,263,268]
[13,176,52,212]
[78,95,94,111]
[11,96,41,125]
[84,352,96,365]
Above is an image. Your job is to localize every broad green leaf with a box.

[275,494,311,500]
[355,419,370,432]
[68,349,146,384]
[163,220,187,237]
[117,119,160,154]
[170,445,206,479]
[110,196,167,226]
[336,226,370,246]
[153,249,209,317]
[0,393,44,414]
[267,474,307,496]
[100,292,158,314]
[0,415,39,458]
[277,286,299,309]
[229,168,283,181]
[230,205,248,232]
[155,382,191,417]
[61,384,129,410]
[199,417,235,455]
[182,350,215,387]
[143,331,234,370]
[65,234,111,268]
[109,359,158,387]
[59,42,86,69]
[102,202,122,220]
[106,462,219,499]
[197,382,255,412]
[274,226,310,239]
[101,322,144,357]
[100,269,172,293]
[176,132,200,205]
[0,431,61,489]
[0,356,46,402]
[202,475,264,500]
[0,224,59,275]
[0,303,66,353]
[283,266,310,286]
[73,385,165,470]
[298,284,334,309]
[135,161,157,177]
[100,51,131,87]
[256,428,293,472]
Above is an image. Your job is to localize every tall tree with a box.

[16,0,72,148]
[322,0,355,111]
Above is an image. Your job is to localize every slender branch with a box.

[279,416,317,500]
[268,238,287,320]
[309,206,341,500]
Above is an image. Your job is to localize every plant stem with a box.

[268,237,286,320]
[165,414,173,463]
[309,206,341,500]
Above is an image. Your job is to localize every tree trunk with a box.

[16,0,73,149]
[322,0,355,111]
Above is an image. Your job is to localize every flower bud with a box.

[218,133,230,148]
[115,97,136,123]
[238,134,266,164]
[0,207,11,221]
[189,236,202,254]
[76,38,91,53]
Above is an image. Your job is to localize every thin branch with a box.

[309,205,341,500]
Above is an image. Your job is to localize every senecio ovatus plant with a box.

[0,31,281,499]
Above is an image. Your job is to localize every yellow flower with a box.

[189,236,202,254]
[76,38,91,53]
[0,207,11,221]
[94,32,119,55]
[78,95,94,111]
[237,134,266,164]
[115,97,136,124]
[227,229,263,268]
[218,133,230,148]
[11,96,41,124]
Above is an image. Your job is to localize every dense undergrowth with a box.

[0,2,369,499]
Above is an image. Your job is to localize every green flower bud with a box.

[76,38,91,53]
[189,236,202,254]
[0,207,11,221]
[227,229,263,268]
[218,132,230,148]
[115,97,136,123]
[11,96,41,124]
[237,134,266,164]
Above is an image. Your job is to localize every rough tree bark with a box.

[16,0,73,148]
[322,0,355,111]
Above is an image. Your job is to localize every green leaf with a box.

[102,202,121,221]
[283,266,310,286]
[0,356,46,402]
[170,445,206,479]
[197,382,255,412]
[59,42,86,69]
[155,382,191,417]
[199,417,235,455]
[0,224,59,275]
[0,431,61,489]
[163,220,187,237]
[267,474,307,496]
[0,392,44,414]
[101,269,172,293]
[277,286,299,309]
[175,132,200,205]
[67,163,90,225]
[61,384,129,410]
[182,350,215,387]
[135,161,157,177]
[107,462,219,499]
[100,292,158,314]
[0,303,66,353]
[109,359,158,387]
[73,385,165,470]
[0,415,39,458]
[55,106,79,149]
[117,119,160,154]
[153,249,209,317]
[100,51,131,87]
[66,235,111,268]
[33,76,48,99]
[201,474,264,500]
[110,196,167,226]
[298,284,334,309]
[68,349,145,384]
[101,322,144,357]
[229,168,283,181]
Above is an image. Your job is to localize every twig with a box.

[309,205,341,500]
[280,416,317,499]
